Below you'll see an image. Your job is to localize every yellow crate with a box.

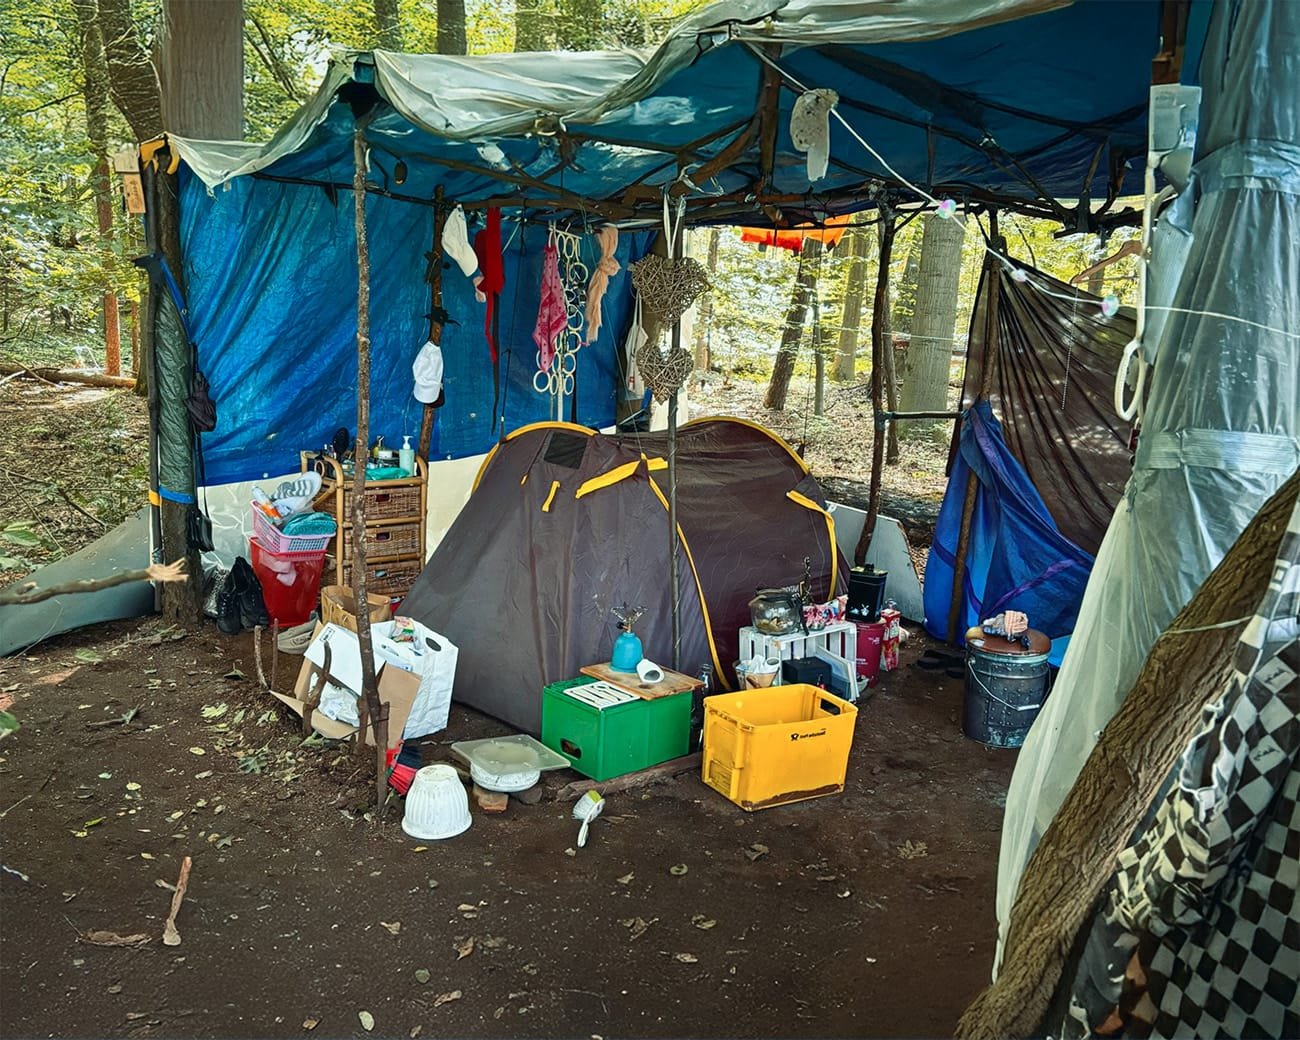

[701,684,857,811]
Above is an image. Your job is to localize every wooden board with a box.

[579,661,701,700]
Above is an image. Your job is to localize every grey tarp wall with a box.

[400,418,842,735]
[996,0,1300,969]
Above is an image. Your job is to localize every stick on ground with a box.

[162,856,192,947]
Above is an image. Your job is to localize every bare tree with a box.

[374,0,403,50]
[437,0,467,54]
[833,226,869,382]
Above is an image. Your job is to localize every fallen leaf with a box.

[380,921,401,936]
[414,968,430,984]
[674,953,699,963]
[74,649,103,664]
[193,771,213,780]
[125,1012,147,1021]
[302,1015,320,1031]
[896,840,928,860]
[200,703,229,719]
[188,747,206,756]
[837,888,852,899]
[622,916,657,940]
[616,872,634,885]
[692,915,717,930]
[432,990,462,1008]
[358,1011,374,1032]
[409,1028,422,1039]
[455,937,474,960]
[744,843,769,862]
[456,903,477,913]
[155,879,176,892]
[84,817,105,828]
[126,782,142,791]
[37,667,80,686]
[98,772,113,779]
[82,931,150,948]
[62,890,78,902]
[223,669,247,681]
[107,983,123,994]
[411,845,428,853]
[215,835,234,849]
[167,811,184,822]
[669,864,689,876]
[564,847,576,857]
[71,830,89,838]
[140,852,155,860]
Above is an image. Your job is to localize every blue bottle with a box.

[610,627,642,672]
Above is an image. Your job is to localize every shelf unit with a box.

[301,453,428,603]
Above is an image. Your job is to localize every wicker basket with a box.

[340,521,422,561]
[320,584,393,632]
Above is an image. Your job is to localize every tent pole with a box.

[855,207,896,567]
[668,226,683,672]
[946,209,1000,644]
[349,117,386,808]
[418,186,447,462]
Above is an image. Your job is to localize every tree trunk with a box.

[96,0,163,141]
[881,237,900,465]
[0,362,135,389]
[693,228,720,370]
[436,0,467,54]
[763,239,821,411]
[515,0,551,50]
[129,300,141,382]
[896,212,965,424]
[958,468,1300,1040]
[833,226,869,381]
[891,239,920,337]
[557,0,603,49]
[156,0,244,139]
[373,0,403,50]
[74,1,122,376]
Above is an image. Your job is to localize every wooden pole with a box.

[958,467,1300,1040]
[418,186,447,461]
[946,210,1000,643]
[854,209,896,567]
[668,219,683,671]
[350,119,386,806]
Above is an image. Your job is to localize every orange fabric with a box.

[739,214,853,253]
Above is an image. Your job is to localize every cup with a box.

[636,659,664,684]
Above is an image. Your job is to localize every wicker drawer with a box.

[340,521,422,561]
[317,482,422,521]
[331,557,422,599]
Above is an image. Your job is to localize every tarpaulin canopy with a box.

[168,0,1180,229]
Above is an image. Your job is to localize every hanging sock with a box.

[533,241,566,372]
[584,227,620,344]
[790,89,838,182]
[442,205,480,280]
[474,208,506,431]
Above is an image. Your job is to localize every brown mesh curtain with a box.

[961,262,1136,555]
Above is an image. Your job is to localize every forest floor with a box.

[1,374,1006,1040]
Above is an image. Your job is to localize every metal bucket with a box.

[847,566,888,621]
[963,647,1050,748]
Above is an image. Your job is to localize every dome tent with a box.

[400,417,845,735]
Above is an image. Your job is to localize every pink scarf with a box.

[584,227,620,344]
[533,242,566,372]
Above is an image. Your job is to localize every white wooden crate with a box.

[738,621,857,665]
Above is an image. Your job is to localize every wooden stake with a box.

[418,186,448,461]
[856,210,896,567]
[161,855,192,946]
[350,117,385,793]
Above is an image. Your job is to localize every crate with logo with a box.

[701,684,857,810]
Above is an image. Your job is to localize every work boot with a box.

[231,557,270,630]
[215,570,242,635]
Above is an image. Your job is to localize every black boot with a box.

[215,570,242,635]
[231,557,270,630]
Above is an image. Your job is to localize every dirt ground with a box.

[1,615,1014,1040]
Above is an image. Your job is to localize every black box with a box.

[781,656,833,688]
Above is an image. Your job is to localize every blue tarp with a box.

[923,401,1095,664]
[180,170,649,484]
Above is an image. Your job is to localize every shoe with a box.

[215,570,242,635]
[271,472,322,517]
[231,556,270,630]
[276,612,318,655]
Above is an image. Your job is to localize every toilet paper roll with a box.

[636,659,664,684]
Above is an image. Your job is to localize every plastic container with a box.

[701,684,858,811]
[541,677,691,782]
[401,764,472,840]
[847,565,888,621]
[248,538,326,626]
[252,507,333,554]
[963,646,1050,748]
[853,620,886,685]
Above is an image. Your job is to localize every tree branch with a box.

[0,560,186,606]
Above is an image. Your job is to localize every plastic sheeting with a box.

[179,170,650,484]
[924,401,1093,663]
[996,0,1300,969]
[962,264,1135,556]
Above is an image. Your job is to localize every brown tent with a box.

[400,417,845,735]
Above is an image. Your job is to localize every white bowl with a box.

[470,759,541,793]
[401,764,472,840]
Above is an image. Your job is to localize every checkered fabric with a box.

[1061,499,1300,1038]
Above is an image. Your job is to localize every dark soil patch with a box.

[1,616,1013,1039]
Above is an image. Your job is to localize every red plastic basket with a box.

[252,508,333,554]
[249,538,326,626]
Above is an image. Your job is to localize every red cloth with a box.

[473,208,505,363]
[533,242,566,372]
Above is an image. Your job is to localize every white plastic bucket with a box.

[401,764,472,840]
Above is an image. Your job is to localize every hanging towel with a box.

[584,227,620,344]
[473,208,505,363]
[533,242,566,372]
[442,205,480,280]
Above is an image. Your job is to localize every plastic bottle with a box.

[692,663,713,749]
[399,435,415,476]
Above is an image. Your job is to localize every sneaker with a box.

[231,557,270,630]
[215,571,242,635]
[276,613,318,655]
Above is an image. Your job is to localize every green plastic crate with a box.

[541,676,691,781]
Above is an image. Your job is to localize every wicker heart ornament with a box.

[629,254,711,323]
[634,340,693,403]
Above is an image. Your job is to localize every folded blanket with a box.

[281,511,338,536]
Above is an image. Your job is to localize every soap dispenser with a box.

[399,435,415,476]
